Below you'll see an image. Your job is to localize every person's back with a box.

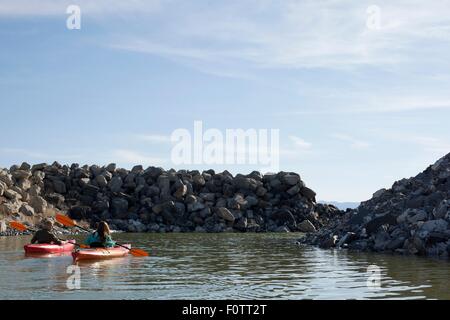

[85,232,116,248]
[85,221,116,248]
[31,228,61,245]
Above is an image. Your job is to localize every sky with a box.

[1,0,450,202]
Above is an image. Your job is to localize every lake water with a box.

[0,233,449,300]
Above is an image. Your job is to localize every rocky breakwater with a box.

[301,152,450,257]
[0,162,341,235]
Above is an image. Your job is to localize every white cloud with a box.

[288,135,312,150]
[134,134,172,143]
[332,133,370,149]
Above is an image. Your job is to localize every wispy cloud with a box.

[108,0,450,73]
[332,133,370,149]
[288,135,312,150]
[0,0,161,16]
[134,134,172,143]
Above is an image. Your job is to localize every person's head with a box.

[41,218,54,231]
[96,221,111,241]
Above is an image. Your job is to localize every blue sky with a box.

[1,0,450,202]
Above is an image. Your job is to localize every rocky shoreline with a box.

[0,162,341,235]
[300,152,450,258]
[2,153,449,259]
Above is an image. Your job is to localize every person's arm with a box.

[50,233,62,245]
[84,233,95,246]
[105,236,116,247]
[31,233,37,244]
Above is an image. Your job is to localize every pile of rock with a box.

[0,162,341,234]
[301,152,450,257]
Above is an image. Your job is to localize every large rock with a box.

[108,176,123,193]
[53,180,67,194]
[0,172,13,187]
[11,170,31,180]
[216,207,235,222]
[0,201,20,215]
[92,175,106,189]
[300,186,316,201]
[19,204,35,216]
[420,219,448,233]
[111,198,129,217]
[29,196,47,213]
[298,220,316,233]
[0,181,7,196]
[282,173,301,186]
[4,189,22,201]
[433,200,449,219]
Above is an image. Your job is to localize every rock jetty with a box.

[301,152,450,257]
[0,162,340,235]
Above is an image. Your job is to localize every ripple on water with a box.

[1,233,450,299]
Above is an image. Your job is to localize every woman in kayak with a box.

[85,221,116,248]
[31,219,62,245]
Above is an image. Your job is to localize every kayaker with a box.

[31,219,62,245]
[85,221,116,248]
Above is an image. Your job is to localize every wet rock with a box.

[274,226,290,232]
[272,209,296,227]
[298,220,316,233]
[336,232,356,248]
[127,219,146,232]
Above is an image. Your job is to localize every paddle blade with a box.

[9,221,28,232]
[55,214,76,227]
[129,248,149,257]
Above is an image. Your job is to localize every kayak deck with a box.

[24,240,76,254]
[72,245,130,261]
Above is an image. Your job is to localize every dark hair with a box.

[96,221,111,243]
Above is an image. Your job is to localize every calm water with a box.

[0,233,449,300]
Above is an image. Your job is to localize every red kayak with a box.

[72,245,130,261]
[24,240,76,254]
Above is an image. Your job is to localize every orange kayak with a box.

[72,245,130,261]
[24,240,76,254]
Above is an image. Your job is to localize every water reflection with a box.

[0,233,449,299]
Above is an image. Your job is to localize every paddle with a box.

[55,214,149,257]
[8,221,89,248]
